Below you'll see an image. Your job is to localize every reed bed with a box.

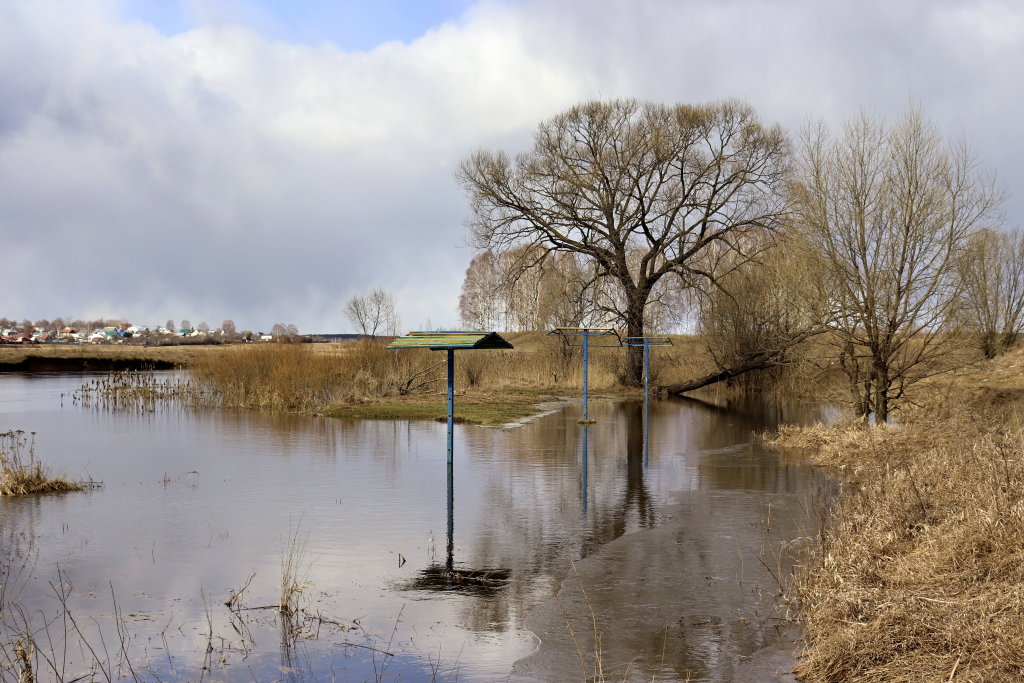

[0,430,84,496]
[773,395,1024,681]
[73,370,213,412]
[183,336,711,411]
[70,334,717,417]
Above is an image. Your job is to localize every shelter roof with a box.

[386,331,514,351]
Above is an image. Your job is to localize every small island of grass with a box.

[1,430,89,496]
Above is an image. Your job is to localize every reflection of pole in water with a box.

[581,424,589,513]
[623,336,672,469]
[644,389,650,468]
[624,401,655,530]
[446,460,454,573]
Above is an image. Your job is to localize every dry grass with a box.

[0,431,84,496]
[45,333,730,424]
[189,343,350,411]
[772,363,1024,681]
[180,334,716,417]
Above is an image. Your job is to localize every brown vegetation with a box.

[772,349,1024,681]
[0,343,209,371]
[67,334,718,421]
[185,334,711,415]
[0,431,84,496]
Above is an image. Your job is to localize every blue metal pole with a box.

[644,339,650,404]
[447,348,454,465]
[582,329,590,421]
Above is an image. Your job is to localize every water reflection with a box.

[0,373,830,681]
[581,423,589,513]
[403,460,512,594]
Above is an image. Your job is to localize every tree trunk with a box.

[623,284,650,387]
[662,350,784,395]
[662,328,825,396]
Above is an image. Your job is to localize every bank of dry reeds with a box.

[182,334,712,413]
[67,334,717,417]
[774,393,1024,681]
[0,430,83,496]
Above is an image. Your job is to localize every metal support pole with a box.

[447,348,454,465]
[644,339,650,403]
[582,329,590,421]
[446,460,454,572]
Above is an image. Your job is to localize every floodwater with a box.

[0,373,831,681]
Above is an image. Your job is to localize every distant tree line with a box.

[457,99,1019,421]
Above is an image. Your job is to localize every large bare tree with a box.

[794,110,1004,421]
[458,99,790,384]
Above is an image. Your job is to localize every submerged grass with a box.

[0,430,85,496]
[772,357,1024,682]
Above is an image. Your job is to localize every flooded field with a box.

[0,373,831,681]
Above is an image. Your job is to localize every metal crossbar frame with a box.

[624,336,674,467]
[547,328,622,422]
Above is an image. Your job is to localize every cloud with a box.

[0,0,1021,332]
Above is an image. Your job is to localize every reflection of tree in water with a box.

[449,396,830,652]
[674,394,829,494]
[580,401,656,555]
[447,401,667,633]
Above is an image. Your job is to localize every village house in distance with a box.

[0,321,302,345]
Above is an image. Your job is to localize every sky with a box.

[1,0,1022,334]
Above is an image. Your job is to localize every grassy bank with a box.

[328,391,564,426]
[5,335,718,423]
[6,334,810,424]
[0,343,211,371]
[773,349,1024,681]
[181,333,712,421]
